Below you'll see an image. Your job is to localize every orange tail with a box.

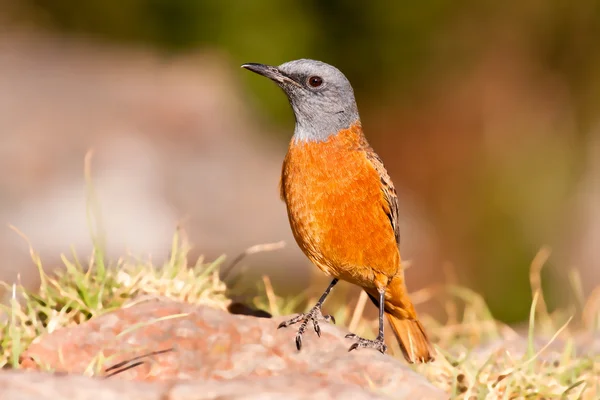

[387,312,435,363]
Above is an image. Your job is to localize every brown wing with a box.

[279,152,289,201]
[363,145,401,246]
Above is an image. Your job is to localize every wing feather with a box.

[362,143,401,246]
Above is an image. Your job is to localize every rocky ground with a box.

[12,300,446,400]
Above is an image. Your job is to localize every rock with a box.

[0,370,396,400]
[20,300,445,399]
[0,371,162,400]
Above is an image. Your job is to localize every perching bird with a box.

[242,59,435,363]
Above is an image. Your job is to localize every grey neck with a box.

[291,107,360,143]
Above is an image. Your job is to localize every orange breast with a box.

[280,123,400,288]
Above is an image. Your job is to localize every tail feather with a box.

[387,313,435,363]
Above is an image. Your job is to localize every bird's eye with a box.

[308,76,323,88]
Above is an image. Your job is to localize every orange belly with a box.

[280,124,400,289]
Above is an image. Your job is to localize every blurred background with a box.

[0,0,599,324]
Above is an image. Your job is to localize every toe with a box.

[313,321,321,337]
[323,314,336,324]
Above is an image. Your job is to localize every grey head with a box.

[242,59,360,142]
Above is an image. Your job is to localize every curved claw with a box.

[277,314,304,330]
[295,334,303,350]
[345,333,357,339]
[348,342,359,352]
[277,321,288,329]
[313,320,321,337]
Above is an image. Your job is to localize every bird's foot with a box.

[345,333,387,354]
[278,305,336,350]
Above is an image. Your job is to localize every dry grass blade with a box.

[582,286,600,331]
[261,275,278,316]
[221,241,286,281]
[349,290,369,333]
[529,246,552,331]
[117,313,190,338]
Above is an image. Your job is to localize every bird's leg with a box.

[346,288,388,354]
[278,278,338,350]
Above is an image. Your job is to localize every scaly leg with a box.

[345,288,387,354]
[278,278,338,350]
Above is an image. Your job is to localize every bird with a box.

[242,59,435,363]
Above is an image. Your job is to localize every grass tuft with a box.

[407,251,600,399]
[0,228,229,369]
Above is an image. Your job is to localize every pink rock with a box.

[20,300,445,399]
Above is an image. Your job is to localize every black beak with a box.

[241,63,301,87]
